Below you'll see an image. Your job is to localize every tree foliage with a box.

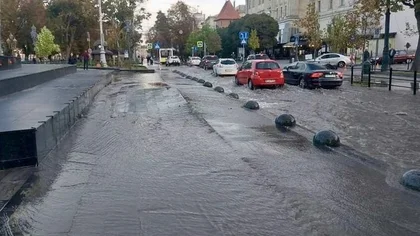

[295,2,322,55]
[185,25,221,55]
[248,29,260,52]
[35,26,60,58]
[218,14,278,57]
[352,0,382,50]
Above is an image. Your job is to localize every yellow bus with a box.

[159,48,175,64]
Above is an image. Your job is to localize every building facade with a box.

[236,4,247,17]
[215,0,241,28]
[205,16,218,29]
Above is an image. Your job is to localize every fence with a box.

[350,64,418,95]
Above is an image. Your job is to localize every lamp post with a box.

[98,0,107,67]
[0,3,3,56]
[381,0,391,71]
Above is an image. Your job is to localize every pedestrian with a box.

[146,54,151,65]
[32,56,37,64]
[82,50,90,70]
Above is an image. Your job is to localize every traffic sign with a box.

[147,43,153,49]
[194,46,198,51]
[241,39,247,45]
[88,48,92,54]
[239,31,249,40]
[197,41,203,48]
[373,28,380,39]
[154,42,160,49]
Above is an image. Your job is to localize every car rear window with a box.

[221,60,236,65]
[307,63,327,70]
[192,57,200,60]
[207,56,218,60]
[171,56,179,59]
[255,54,269,59]
[256,62,280,69]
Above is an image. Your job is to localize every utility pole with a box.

[0,1,3,56]
[381,0,390,72]
[98,0,108,67]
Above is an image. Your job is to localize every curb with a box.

[0,71,116,218]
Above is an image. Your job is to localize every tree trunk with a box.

[411,9,420,71]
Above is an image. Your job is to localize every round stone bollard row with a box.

[186,75,192,79]
[244,100,259,110]
[228,93,239,99]
[313,130,340,147]
[203,81,213,88]
[275,114,296,128]
[401,169,420,191]
[198,79,206,84]
[192,77,199,81]
[214,86,224,93]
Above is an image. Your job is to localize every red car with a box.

[235,60,285,90]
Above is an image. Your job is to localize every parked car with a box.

[313,53,351,68]
[235,60,285,90]
[166,56,181,66]
[246,53,270,60]
[199,55,219,70]
[375,50,415,64]
[283,61,343,89]
[188,56,201,66]
[213,58,238,76]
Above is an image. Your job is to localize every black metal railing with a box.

[350,64,418,95]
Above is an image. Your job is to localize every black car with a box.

[283,62,344,89]
[200,55,219,70]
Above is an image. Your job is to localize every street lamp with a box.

[98,0,108,67]
[381,0,391,71]
[0,3,3,56]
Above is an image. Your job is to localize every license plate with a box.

[265,80,275,83]
[325,74,336,78]
[226,69,232,72]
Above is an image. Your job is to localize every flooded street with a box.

[6,71,420,236]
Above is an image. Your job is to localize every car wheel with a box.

[248,79,255,90]
[338,61,346,68]
[234,77,240,85]
[299,78,306,89]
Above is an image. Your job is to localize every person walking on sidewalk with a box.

[82,50,90,70]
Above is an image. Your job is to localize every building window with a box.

[329,0,333,9]
[318,1,321,12]
[340,0,345,6]
[280,7,283,18]
[285,5,287,16]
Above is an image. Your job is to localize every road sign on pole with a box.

[239,31,249,40]
[147,43,153,49]
[241,39,247,45]
[197,41,203,48]
[154,42,160,50]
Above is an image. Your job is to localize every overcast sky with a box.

[141,0,246,34]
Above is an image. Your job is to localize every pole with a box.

[242,43,245,63]
[204,42,207,56]
[381,0,390,72]
[98,0,108,67]
[375,38,379,68]
[0,1,3,56]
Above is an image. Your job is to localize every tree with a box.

[218,14,278,57]
[402,22,418,36]
[166,1,195,56]
[148,11,172,47]
[185,25,221,55]
[295,2,323,56]
[352,0,382,50]
[248,29,260,52]
[35,26,60,59]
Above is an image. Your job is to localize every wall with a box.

[384,6,418,50]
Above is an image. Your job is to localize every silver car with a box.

[314,53,351,68]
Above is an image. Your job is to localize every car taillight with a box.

[310,72,323,78]
[254,71,259,76]
[337,72,343,78]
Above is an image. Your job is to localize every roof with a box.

[216,0,240,21]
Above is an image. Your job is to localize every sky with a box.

[141,0,245,34]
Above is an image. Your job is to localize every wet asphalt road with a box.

[6,70,420,235]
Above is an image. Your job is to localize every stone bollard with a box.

[198,79,205,84]
[401,169,420,191]
[244,100,259,110]
[313,130,340,147]
[203,81,213,88]
[228,93,239,99]
[275,114,296,128]
[214,86,224,93]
